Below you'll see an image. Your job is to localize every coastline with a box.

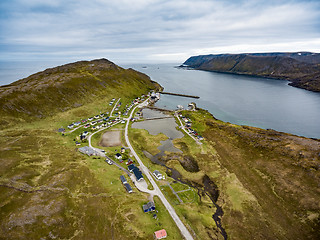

[193,105,320,141]
[179,65,320,93]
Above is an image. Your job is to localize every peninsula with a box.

[183,52,320,92]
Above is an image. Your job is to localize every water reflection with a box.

[132,109,183,152]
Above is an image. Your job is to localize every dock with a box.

[144,116,173,121]
[160,92,200,99]
[146,106,174,112]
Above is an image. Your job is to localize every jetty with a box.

[146,106,173,112]
[144,116,173,121]
[160,92,200,99]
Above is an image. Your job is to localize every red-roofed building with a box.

[154,229,167,239]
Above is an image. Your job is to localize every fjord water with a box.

[125,64,320,139]
[1,61,319,138]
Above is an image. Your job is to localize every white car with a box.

[105,159,113,165]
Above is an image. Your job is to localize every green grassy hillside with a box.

[0,59,161,128]
[0,60,169,240]
[129,109,320,239]
[1,59,319,239]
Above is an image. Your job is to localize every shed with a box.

[154,229,167,239]
[120,175,127,184]
[78,146,104,156]
[153,170,163,180]
[126,159,133,165]
[58,128,65,133]
[124,183,133,193]
[143,201,155,213]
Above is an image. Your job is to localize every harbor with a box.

[159,91,200,99]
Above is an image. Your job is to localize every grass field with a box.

[1,59,319,239]
[0,59,181,239]
[127,108,320,240]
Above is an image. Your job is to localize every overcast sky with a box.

[0,0,319,63]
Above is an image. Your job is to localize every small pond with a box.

[132,109,183,152]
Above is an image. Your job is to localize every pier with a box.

[146,106,174,112]
[144,116,173,121]
[160,92,200,99]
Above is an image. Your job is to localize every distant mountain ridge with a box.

[183,52,320,92]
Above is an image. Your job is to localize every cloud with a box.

[0,0,319,63]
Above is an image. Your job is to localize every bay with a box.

[124,63,320,139]
[1,60,319,138]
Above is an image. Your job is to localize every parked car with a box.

[105,159,113,165]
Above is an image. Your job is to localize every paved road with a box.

[105,156,131,174]
[110,98,121,117]
[125,99,194,240]
[67,125,82,133]
[175,112,201,145]
[65,97,120,134]
[87,120,121,153]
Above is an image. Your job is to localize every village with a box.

[59,92,204,240]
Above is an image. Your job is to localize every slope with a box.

[0,59,171,240]
[183,52,320,92]
[0,58,161,128]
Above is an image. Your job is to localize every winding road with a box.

[87,120,121,152]
[85,97,194,239]
[175,112,202,145]
[124,99,194,240]
[110,98,121,117]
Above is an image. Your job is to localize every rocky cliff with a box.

[183,52,320,92]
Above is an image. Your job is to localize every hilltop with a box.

[0,59,168,240]
[183,52,320,92]
[0,58,161,128]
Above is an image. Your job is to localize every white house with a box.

[153,170,163,180]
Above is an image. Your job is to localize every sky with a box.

[0,0,320,64]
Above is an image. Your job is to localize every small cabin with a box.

[153,170,163,180]
[143,201,155,213]
[154,229,167,239]
[120,175,127,184]
[124,183,133,193]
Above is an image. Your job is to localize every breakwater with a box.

[160,91,200,99]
